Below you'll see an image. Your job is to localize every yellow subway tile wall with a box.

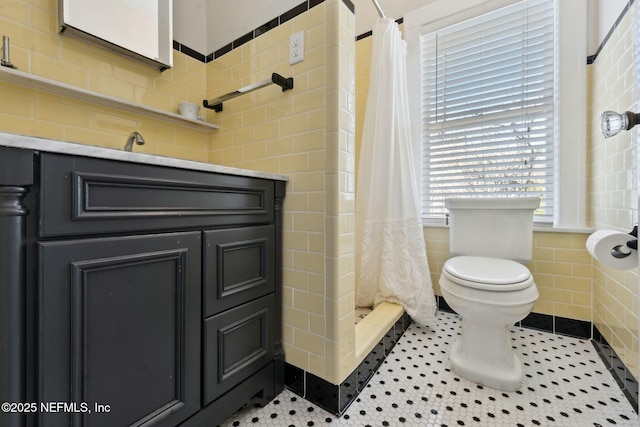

[589,3,639,380]
[207,0,357,384]
[0,0,209,161]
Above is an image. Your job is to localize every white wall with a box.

[172,0,207,54]
[352,0,437,35]
[588,0,631,55]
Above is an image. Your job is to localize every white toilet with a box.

[439,197,540,391]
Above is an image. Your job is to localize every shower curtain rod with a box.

[371,0,387,18]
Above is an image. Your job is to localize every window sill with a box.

[532,224,595,234]
[422,220,595,234]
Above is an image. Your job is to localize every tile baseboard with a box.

[284,311,412,415]
[436,296,592,339]
[592,331,639,413]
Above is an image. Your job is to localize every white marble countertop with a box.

[0,132,288,181]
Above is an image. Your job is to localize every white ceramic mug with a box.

[178,102,200,120]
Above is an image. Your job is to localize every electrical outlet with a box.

[289,31,304,65]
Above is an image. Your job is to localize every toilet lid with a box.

[444,256,531,286]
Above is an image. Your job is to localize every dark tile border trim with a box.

[284,312,413,415]
[280,2,310,25]
[588,0,635,64]
[554,315,592,338]
[520,311,553,333]
[255,18,279,38]
[355,31,373,41]
[173,0,357,63]
[437,296,592,339]
[173,40,207,63]
[342,0,355,14]
[436,295,454,314]
[592,328,639,413]
[356,17,403,41]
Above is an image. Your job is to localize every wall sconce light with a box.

[600,111,640,138]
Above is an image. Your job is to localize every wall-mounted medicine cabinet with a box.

[58,0,173,71]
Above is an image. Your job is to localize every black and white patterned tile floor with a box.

[221,311,639,426]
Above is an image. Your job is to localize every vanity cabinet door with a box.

[204,225,275,317]
[38,232,201,427]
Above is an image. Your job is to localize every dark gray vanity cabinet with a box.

[0,146,285,427]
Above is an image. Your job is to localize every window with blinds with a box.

[420,0,555,222]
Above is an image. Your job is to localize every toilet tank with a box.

[445,197,540,262]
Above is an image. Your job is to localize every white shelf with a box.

[0,66,219,131]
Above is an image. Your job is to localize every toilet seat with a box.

[443,256,533,291]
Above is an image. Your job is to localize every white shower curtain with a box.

[355,18,436,328]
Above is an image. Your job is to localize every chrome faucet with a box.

[124,131,145,152]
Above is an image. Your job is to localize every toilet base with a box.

[449,339,524,391]
[447,316,525,391]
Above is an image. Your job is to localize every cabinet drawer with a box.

[203,295,275,404]
[39,153,274,237]
[204,225,275,317]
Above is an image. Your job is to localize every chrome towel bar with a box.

[203,72,294,112]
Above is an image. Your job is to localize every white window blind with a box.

[420,0,555,222]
